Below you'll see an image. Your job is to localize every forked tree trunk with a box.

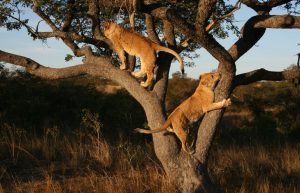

[143,97,227,193]
[137,56,234,193]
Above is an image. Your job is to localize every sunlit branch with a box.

[233,68,300,88]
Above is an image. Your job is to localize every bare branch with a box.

[195,1,235,73]
[145,13,160,43]
[228,14,300,62]
[32,1,80,55]
[0,50,40,71]
[0,49,155,106]
[233,68,300,87]
[228,19,266,61]
[32,0,59,31]
[8,14,37,37]
[163,20,175,46]
[195,0,218,34]
[241,0,292,13]
[252,15,300,29]
[205,0,241,32]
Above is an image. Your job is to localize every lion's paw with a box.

[140,81,149,88]
[224,98,231,107]
[120,64,127,70]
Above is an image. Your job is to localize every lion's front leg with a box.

[204,98,231,113]
[113,45,127,70]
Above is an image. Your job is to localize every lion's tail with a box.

[154,44,184,74]
[135,118,171,134]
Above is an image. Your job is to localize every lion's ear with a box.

[103,21,110,30]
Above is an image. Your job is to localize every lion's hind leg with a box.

[141,67,155,88]
[131,70,146,78]
[172,120,192,154]
[139,58,155,88]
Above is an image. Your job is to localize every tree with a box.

[0,0,300,192]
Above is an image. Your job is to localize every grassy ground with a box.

[0,122,299,193]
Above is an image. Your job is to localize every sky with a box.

[0,3,299,79]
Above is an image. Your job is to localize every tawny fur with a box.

[103,21,184,88]
[135,72,231,154]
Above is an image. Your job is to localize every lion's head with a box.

[102,21,117,38]
[199,72,220,89]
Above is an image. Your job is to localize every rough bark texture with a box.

[1,0,300,192]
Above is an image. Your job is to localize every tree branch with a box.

[6,12,108,48]
[195,1,235,73]
[241,0,292,13]
[87,0,102,40]
[32,0,59,31]
[61,0,76,31]
[145,13,160,44]
[205,0,241,32]
[228,18,266,62]
[32,1,78,55]
[252,15,300,29]
[233,68,300,87]
[0,49,158,112]
[0,50,40,71]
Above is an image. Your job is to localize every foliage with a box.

[0,0,242,61]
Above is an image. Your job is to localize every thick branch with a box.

[0,49,156,106]
[195,1,235,73]
[0,50,40,71]
[233,68,300,87]
[241,0,292,13]
[152,20,176,104]
[145,13,160,43]
[228,16,266,61]
[252,15,300,29]
[195,0,218,34]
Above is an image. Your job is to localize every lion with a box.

[103,21,184,88]
[135,72,231,154]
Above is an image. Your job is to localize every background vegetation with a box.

[0,65,299,193]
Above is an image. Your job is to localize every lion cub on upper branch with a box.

[103,21,184,88]
[135,72,231,154]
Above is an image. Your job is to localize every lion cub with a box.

[135,72,231,153]
[103,21,184,88]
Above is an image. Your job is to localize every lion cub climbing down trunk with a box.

[103,21,184,88]
[135,72,231,154]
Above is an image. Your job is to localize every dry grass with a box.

[209,144,300,193]
[0,113,299,193]
[0,111,178,193]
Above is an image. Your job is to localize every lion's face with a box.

[103,21,115,37]
[199,72,220,89]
